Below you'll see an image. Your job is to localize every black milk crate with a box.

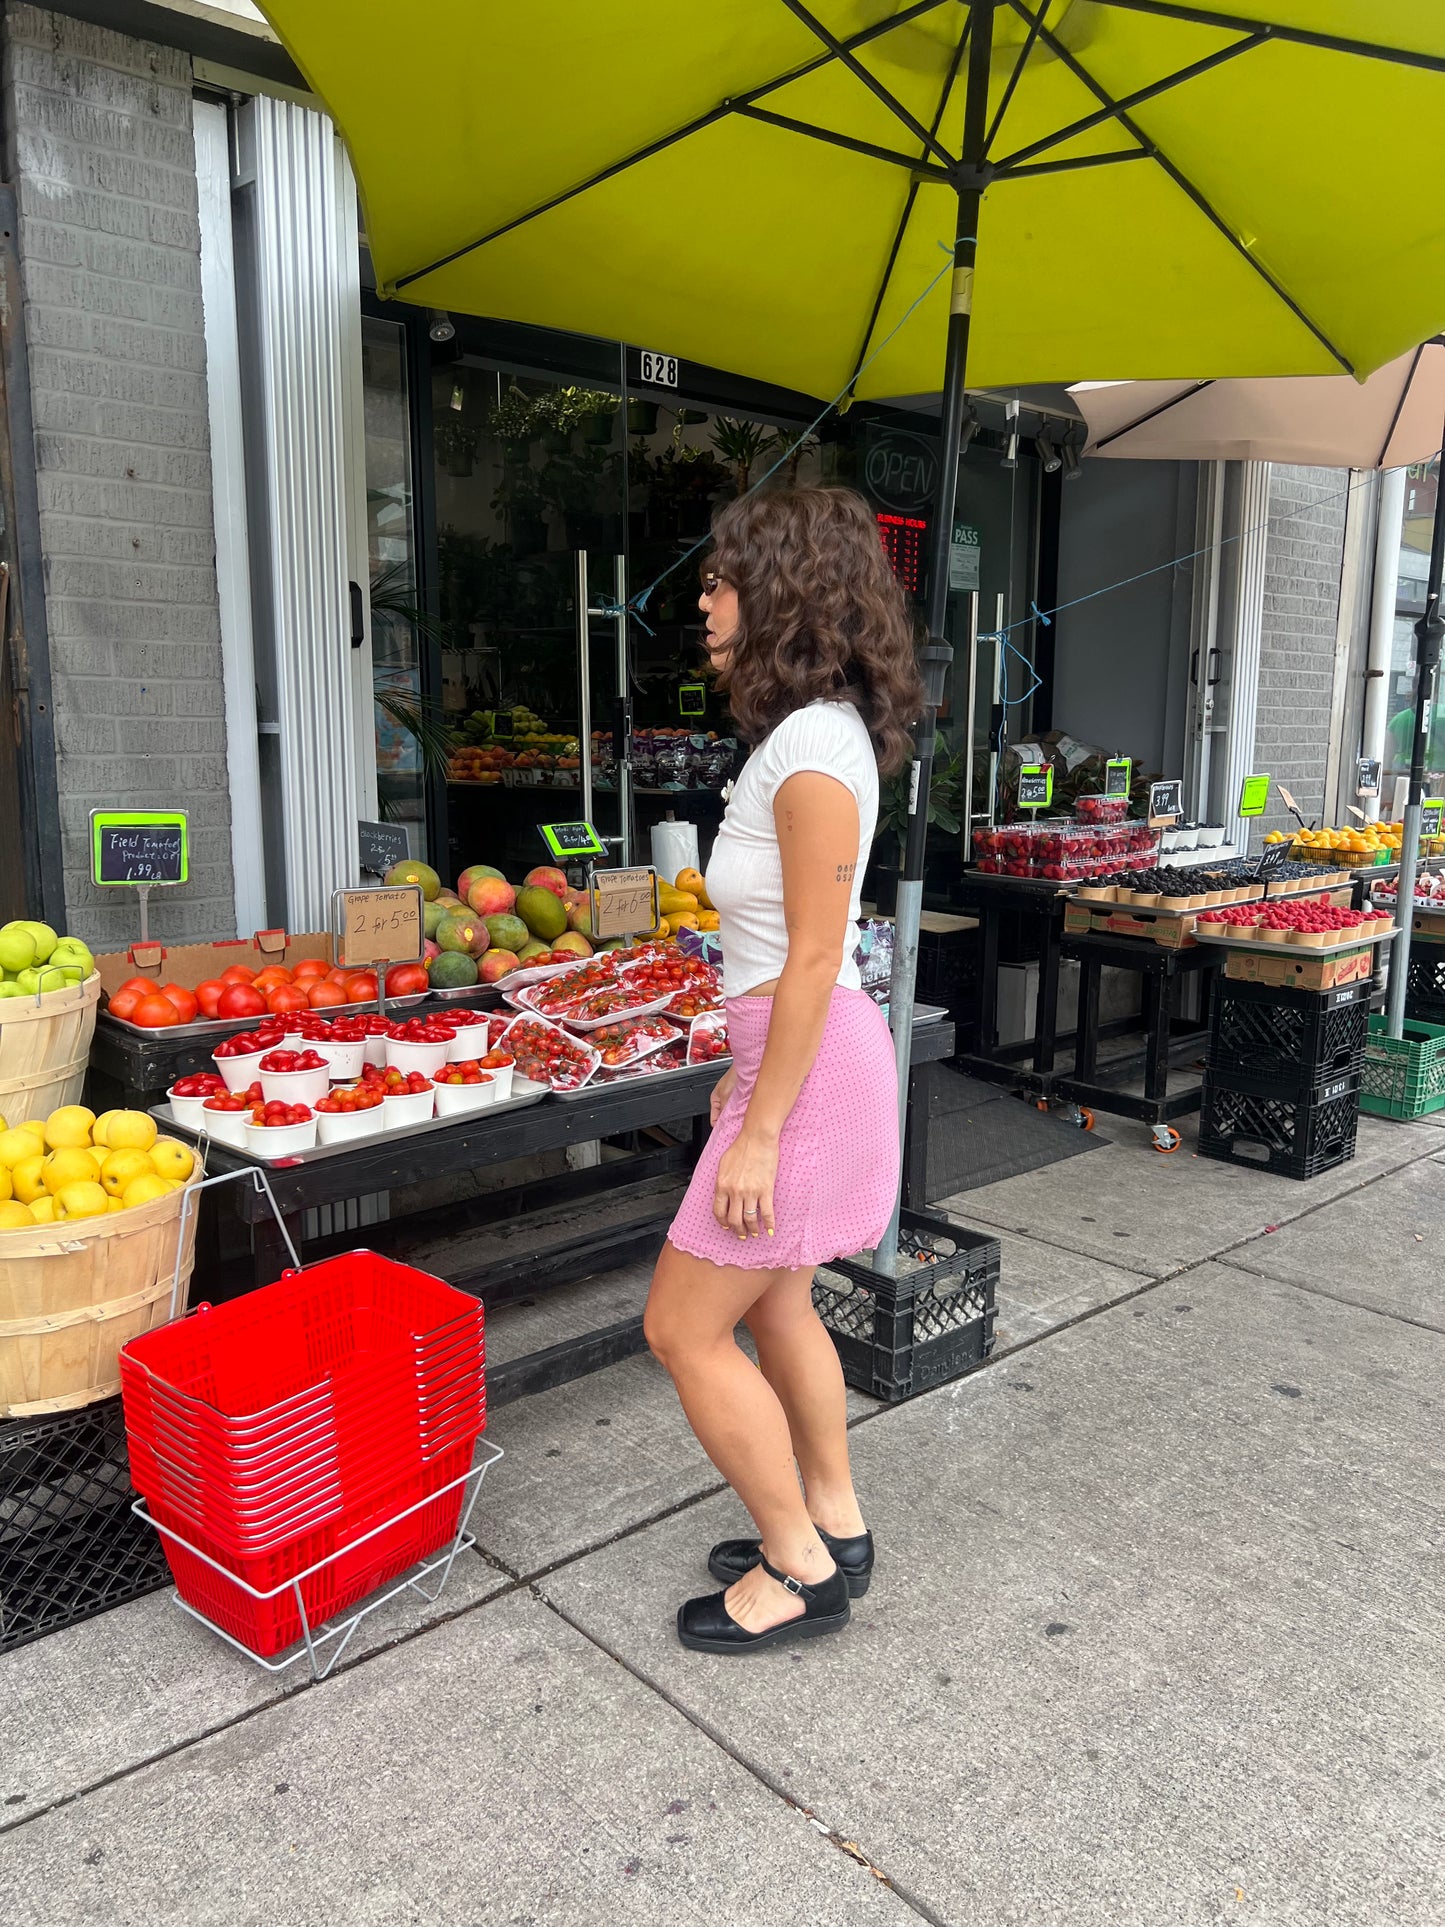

[1,1396,168,1654]
[1197,1069,1360,1180]
[1206,976,1369,1097]
[1404,946,1445,1026]
[812,1206,998,1402]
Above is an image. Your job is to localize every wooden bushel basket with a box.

[0,972,101,1128]
[0,1168,202,1418]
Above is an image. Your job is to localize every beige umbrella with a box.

[1071,342,1445,465]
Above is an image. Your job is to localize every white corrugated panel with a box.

[244,94,360,929]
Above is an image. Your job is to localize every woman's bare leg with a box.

[743,1269,866,1539]
[644,1239,834,1632]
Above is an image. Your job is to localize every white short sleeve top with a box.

[704,701,879,997]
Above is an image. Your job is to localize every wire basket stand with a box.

[130,1167,501,1681]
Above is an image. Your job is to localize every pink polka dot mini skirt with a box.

[668,987,900,1272]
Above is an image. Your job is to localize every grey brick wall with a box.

[1254,466,1349,838]
[1,4,233,947]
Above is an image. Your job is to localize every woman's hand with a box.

[709,1064,738,1128]
[714,1127,777,1240]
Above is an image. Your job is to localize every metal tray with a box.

[105,992,428,1044]
[149,1079,550,1164]
[1192,925,1396,959]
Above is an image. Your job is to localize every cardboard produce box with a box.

[94,929,334,1000]
[1224,945,1374,992]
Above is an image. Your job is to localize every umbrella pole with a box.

[875,0,994,1275]
[1385,435,1445,1037]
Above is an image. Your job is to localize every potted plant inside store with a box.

[368,561,458,815]
[435,418,480,478]
[871,747,963,915]
[578,391,620,445]
[710,416,780,495]
[488,386,539,447]
[626,397,659,436]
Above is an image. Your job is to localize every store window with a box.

[1390,455,1445,801]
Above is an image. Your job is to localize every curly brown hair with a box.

[706,486,923,776]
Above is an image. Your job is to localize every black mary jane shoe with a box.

[677,1556,851,1655]
[709,1526,874,1598]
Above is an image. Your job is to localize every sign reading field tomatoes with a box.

[335,886,424,970]
[90,810,188,886]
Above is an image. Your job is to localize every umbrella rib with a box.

[1002,149,1151,180]
[1378,344,1425,470]
[733,103,955,181]
[1091,0,1445,75]
[991,34,1265,172]
[1007,0,1355,375]
[845,10,971,396]
[391,0,954,289]
[984,0,1046,155]
[1089,380,1214,451]
[774,0,958,169]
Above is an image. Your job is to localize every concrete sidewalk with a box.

[2,1108,1442,1926]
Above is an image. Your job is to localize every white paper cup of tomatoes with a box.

[476,1047,514,1101]
[379,1067,435,1127]
[212,1030,281,1092]
[384,1016,456,1081]
[244,1100,318,1156]
[167,1072,229,1130]
[311,1021,367,1081]
[443,1009,492,1062]
[432,1060,497,1117]
[199,1088,257,1148]
[257,1048,331,1107]
[355,1013,391,1066]
[315,1081,386,1144]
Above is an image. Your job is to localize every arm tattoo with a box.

[835,861,856,884]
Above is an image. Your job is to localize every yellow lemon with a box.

[120,1173,172,1210]
[0,1165,9,1204]
[43,1148,101,1196]
[0,1127,44,1169]
[0,1200,33,1229]
[27,1196,61,1224]
[57,1180,108,1220]
[44,1105,96,1149]
[11,1154,47,1204]
[100,1149,153,1198]
[104,1111,158,1153]
[148,1137,195,1183]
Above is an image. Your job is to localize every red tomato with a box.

[132,992,182,1028]
[106,987,143,1022]
[194,978,227,1019]
[385,963,429,997]
[218,983,267,1020]
[292,958,331,983]
[115,976,156,1001]
[252,966,294,993]
[160,982,199,1024]
[345,972,378,1004]
[306,980,347,1009]
[219,964,258,986]
[266,985,310,1014]
[326,966,353,986]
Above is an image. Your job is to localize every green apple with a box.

[14,921,57,963]
[48,938,93,978]
[0,925,37,974]
[0,982,25,999]
[16,964,69,996]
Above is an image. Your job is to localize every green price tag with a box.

[541,820,606,860]
[678,683,706,717]
[1017,764,1053,810]
[90,810,189,886]
[1423,798,1445,836]
[1104,757,1132,798]
[1238,774,1271,818]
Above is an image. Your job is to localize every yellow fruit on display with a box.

[103,1111,158,1153]
[44,1148,101,1196]
[57,1180,108,1220]
[0,1200,34,1228]
[0,1127,44,1169]
[101,1148,153,1198]
[148,1137,195,1183]
[43,1104,96,1149]
[28,1196,61,1224]
[107,1198,126,1212]
[0,1165,9,1203]
[120,1173,171,1209]
[91,1110,123,1148]
[675,867,713,909]
[11,1155,47,1204]
[21,1121,47,1138]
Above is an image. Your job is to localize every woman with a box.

[643,485,923,1655]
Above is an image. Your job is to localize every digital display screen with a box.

[876,512,928,596]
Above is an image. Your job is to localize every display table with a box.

[952,872,1072,1099]
[1057,930,1221,1128]
[171,1021,955,1406]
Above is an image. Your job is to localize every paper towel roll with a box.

[651,818,699,883]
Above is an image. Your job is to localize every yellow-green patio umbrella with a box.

[261,0,1445,1253]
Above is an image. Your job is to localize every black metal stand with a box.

[1057,932,1222,1124]
[952,874,1073,1099]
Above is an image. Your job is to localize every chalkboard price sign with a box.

[1238,773,1271,818]
[358,819,411,879]
[1104,757,1132,798]
[90,810,189,887]
[541,820,607,860]
[590,868,659,940]
[1016,764,1053,810]
[1255,840,1291,877]
[1423,797,1445,837]
[1147,780,1183,827]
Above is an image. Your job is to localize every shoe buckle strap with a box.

[760,1555,805,1595]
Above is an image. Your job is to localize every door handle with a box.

[349,580,366,649]
[1206,646,1222,685]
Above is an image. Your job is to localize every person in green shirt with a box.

[1386,697,1445,776]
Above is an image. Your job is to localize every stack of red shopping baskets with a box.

[119,1252,485,1657]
